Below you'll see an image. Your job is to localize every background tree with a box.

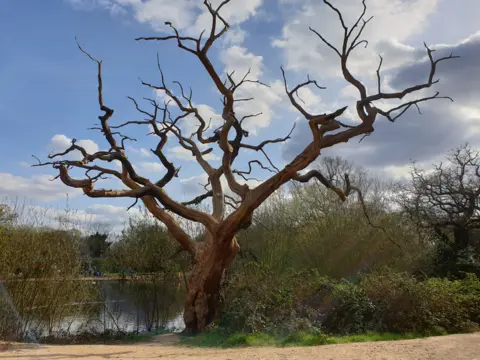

[397,144,480,277]
[35,0,457,332]
[234,156,427,278]
[83,232,111,259]
[108,217,179,274]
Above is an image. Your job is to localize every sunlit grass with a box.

[180,329,434,348]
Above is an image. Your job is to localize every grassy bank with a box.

[179,329,435,348]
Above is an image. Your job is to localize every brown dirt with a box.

[1,333,479,360]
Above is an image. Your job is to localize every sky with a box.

[0,0,479,232]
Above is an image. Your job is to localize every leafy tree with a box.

[83,232,111,259]
[108,218,180,274]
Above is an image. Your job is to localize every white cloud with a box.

[196,104,223,128]
[140,148,152,157]
[0,173,81,202]
[70,0,281,137]
[181,103,224,136]
[273,0,438,78]
[220,46,285,135]
[283,28,480,179]
[189,0,262,37]
[222,27,247,46]
[138,161,166,173]
[151,41,285,139]
[382,164,412,180]
[68,0,263,40]
[127,146,153,158]
[180,172,261,201]
[221,45,264,81]
[12,203,143,234]
[168,146,220,162]
[67,0,127,15]
[456,105,480,135]
[48,134,99,161]
[288,85,325,114]
[155,89,176,107]
[154,90,224,137]
[11,204,92,230]
[85,203,143,231]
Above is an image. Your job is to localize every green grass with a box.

[180,329,431,348]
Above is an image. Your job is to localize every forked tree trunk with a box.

[183,236,240,333]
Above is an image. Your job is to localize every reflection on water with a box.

[87,279,186,334]
[1,278,186,340]
[55,311,185,335]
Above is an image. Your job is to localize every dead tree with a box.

[398,144,480,276]
[34,0,457,333]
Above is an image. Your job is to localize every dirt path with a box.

[1,333,479,360]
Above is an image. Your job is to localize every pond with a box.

[0,277,186,340]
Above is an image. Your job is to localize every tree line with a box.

[2,144,479,340]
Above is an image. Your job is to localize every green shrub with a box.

[361,272,480,333]
[221,266,480,336]
[321,280,378,335]
[220,263,297,333]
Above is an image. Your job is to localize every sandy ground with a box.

[1,332,479,360]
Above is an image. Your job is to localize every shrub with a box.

[321,280,377,335]
[221,266,480,336]
[220,264,299,334]
[361,271,480,334]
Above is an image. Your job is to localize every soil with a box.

[0,332,479,360]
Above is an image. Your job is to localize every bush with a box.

[0,225,96,341]
[221,267,480,336]
[107,218,180,274]
[321,280,377,335]
[361,271,480,334]
[220,263,297,333]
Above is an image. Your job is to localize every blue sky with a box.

[1,0,479,231]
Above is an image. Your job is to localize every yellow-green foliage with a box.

[0,225,94,339]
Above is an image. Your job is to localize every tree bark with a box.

[183,236,240,333]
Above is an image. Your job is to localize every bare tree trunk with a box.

[183,237,239,333]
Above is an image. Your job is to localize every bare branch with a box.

[55,164,152,198]
[376,54,383,94]
[376,92,453,122]
[342,175,401,249]
[361,44,459,105]
[281,67,326,120]
[127,198,139,211]
[202,0,231,54]
[240,112,262,126]
[309,27,341,58]
[241,123,296,151]
[136,22,199,55]
[234,160,276,178]
[182,190,214,206]
[294,170,402,249]
[294,169,347,201]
